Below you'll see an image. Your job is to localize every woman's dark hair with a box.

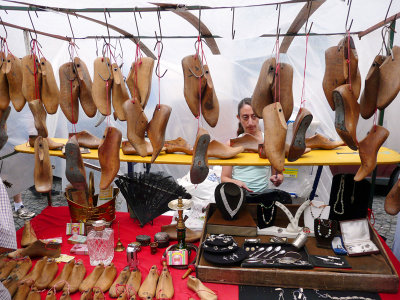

[237,98,252,136]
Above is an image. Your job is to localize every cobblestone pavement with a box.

[11,177,399,249]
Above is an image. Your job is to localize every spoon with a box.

[252,246,273,259]
[270,249,286,259]
[263,246,281,259]
[249,247,265,258]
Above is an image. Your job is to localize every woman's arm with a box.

[221,165,253,192]
[270,167,284,187]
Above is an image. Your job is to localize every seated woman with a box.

[221,98,284,192]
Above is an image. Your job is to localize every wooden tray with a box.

[195,204,399,293]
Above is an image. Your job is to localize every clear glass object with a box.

[87,220,114,266]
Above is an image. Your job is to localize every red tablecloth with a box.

[17,206,400,300]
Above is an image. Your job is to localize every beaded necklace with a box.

[260,201,275,225]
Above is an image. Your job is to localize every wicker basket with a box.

[65,188,119,224]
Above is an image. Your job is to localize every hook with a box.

[95,37,99,57]
[103,9,111,44]
[97,58,112,82]
[27,9,38,41]
[231,8,235,40]
[276,4,281,38]
[304,0,313,34]
[0,17,7,39]
[133,7,141,42]
[67,14,76,42]
[153,35,167,78]
[385,0,393,22]
[345,0,353,31]
[156,7,163,39]
[198,7,201,37]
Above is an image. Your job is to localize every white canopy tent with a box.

[1,0,399,215]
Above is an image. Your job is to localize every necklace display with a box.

[317,218,332,238]
[309,202,327,219]
[314,289,376,300]
[260,201,275,225]
[333,175,345,215]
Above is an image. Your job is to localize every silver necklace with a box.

[309,202,327,219]
[260,201,275,225]
[315,289,375,300]
[333,175,345,215]
[220,185,244,218]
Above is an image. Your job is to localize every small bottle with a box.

[87,220,114,266]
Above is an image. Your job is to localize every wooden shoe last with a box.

[29,136,64,150]
[21,220,37,247]
[35,257,58,289]
[271,62,294,122]
[202,65,219,127]
[27,287,41,300]
[0,52,10,111]
[9,256,32,280]
[190,128,210,184]
[28,99,48,138]
[23,256,47,282]
[98,127,122,190]
[207,140,244,159]
[74,57,97,118]
[305,133,344,150]
[121,140,159,156]
[123,99,148,157]
[0,106,10,151]
[385,179,400,215]
[252,57,275,118]
[230,133,262,153]
[112,63,130,121]
[377,46,400,109]
[187,275,217,300]
[147,104,172,163]
[65,135,87,191]
[49,258,75,291]
[65,260,86,293]
[59,62,79,123]
[40,58,60,114]
[92,57,113,116]
[287,108,313,162]
[360,55,385,119]
[93,263,117,292]
[354,125,389,181]
[262,102,287,173]
[109,266,130,298]
[8,240,60,259]
[126,57,154,109]
[34,136,53,193]
[5,53,26,111]
[79,263,105,292]
[182,54,207,118]
[138,265,159,300]
[333,84,359,150]
[126,269,141,297]
[0,259,17,280]
[164,137,193,155]
[70,130,102,149]
[13,279,34,300]
[156,265,173,300]
[21,54,42,102]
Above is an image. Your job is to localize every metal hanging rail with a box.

[0,0,319,13]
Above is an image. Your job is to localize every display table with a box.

[14,139,400,166]
[16,206,400,300]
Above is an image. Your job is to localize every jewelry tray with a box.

[241,243,313,269]
[340,218,380,256]
[195,204,399,293]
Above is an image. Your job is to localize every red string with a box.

[132,43,143,104]
[195,35,207,130]
[300,33,310,107]
[346,31,352,91]
[69,80,77,133]
[106,81,110,126]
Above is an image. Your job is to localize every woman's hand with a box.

[270,173,284,187]
[234,180,253,192]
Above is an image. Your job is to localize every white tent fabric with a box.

[1,1,400,211]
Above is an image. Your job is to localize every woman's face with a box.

[237,104,259,135]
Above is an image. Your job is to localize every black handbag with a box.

[328,174,370,222]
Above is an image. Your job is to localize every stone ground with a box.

[11,177,398,249]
